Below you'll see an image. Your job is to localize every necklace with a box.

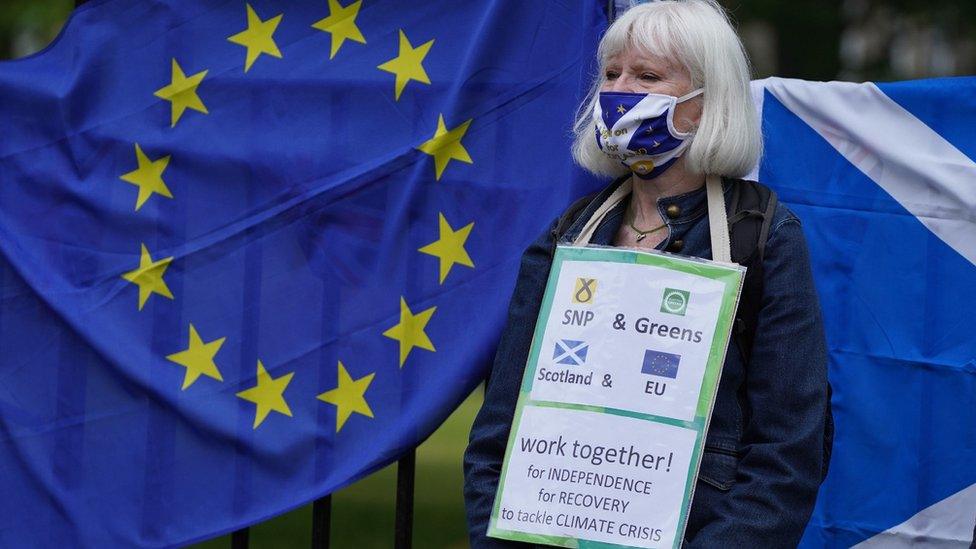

[629,219,667,242]
[628,199,667,242]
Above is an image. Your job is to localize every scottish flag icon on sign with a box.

[642,349,681,379]
[553,339,588,366]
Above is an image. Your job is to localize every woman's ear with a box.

[674,97,703,134]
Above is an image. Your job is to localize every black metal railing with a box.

[393,450,417,549]
[225,451,417,549]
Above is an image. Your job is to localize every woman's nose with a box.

[609,74,635,93]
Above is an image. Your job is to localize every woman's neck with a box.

[628,160,705,224]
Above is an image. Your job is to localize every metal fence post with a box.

[394,449,416,549]
[230,528,249,549]
[311,495,332,549]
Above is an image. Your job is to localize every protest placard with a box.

[488,245,744,548]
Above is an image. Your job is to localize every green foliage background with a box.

[0,0,72,60]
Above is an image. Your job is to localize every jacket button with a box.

[667,239,684,252]
[666,204,681,219]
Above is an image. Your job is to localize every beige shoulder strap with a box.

[706,174,731,263]
[572,177,632,246]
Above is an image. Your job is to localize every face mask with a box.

[593,88,703,179]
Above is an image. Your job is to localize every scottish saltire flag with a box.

[752,77,976,547]
[0,0,607,545]
[553,339,589,366]
[641,348,681,379]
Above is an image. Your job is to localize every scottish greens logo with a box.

[660,288,690,316]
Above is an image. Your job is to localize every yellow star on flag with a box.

[236,360,295,429]
[227,3,283,72]
[418,213,474,284]
[311,0,366,60]
[121,243,174,311]
[317,361,375,432]
[119,144,172,211]
[417,114,473,181]
[382,297,436,367]
[166,324,226,390]
[377,29,434,100]
[154,58,209,127]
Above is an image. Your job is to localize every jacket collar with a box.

[561,174,727,246]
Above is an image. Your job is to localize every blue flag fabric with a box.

[0,0,606,545]
[754,77,976,547]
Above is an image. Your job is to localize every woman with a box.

[463,1,830,547]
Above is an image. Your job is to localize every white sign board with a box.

[488,245,744,549]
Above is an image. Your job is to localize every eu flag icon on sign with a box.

[641,349,681,379]
[553,339,589,366]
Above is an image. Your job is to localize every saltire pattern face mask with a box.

[593,89,703,179]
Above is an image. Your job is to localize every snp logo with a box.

[563,277,597,327]
[660,288,690,316]
[572,278,597,304]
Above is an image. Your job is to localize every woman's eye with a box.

[640,73,659,81]
[605,71,620,80]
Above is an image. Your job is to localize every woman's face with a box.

[601,46,701,133]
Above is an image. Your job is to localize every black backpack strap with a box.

[727,179,776,365]
[757,191,778,260]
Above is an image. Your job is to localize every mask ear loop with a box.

[668,88,704,138]
[676,88,704,103]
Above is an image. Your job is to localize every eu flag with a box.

[0,0,606,545]
[641,349,681,379]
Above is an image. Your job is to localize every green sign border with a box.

[487,245,744,549]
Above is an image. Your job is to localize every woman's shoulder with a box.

[726,177,802,242]
[760,196,815,278]
[769,200,801,236]
[550,175,631,243]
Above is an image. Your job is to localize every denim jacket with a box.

[463,175,829,548]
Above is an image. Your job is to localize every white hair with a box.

[571,0,761,179]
